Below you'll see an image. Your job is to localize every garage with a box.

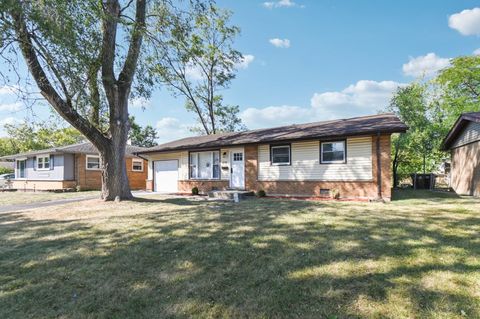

[154,160,178,193]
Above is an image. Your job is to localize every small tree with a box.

[148,3,246,134]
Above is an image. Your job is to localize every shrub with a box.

[256,190,266,197]
[330,188,340,199]
[191,187,199,195]
[0,167,13,175]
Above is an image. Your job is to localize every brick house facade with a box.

[141,114,405,201]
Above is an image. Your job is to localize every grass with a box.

[0,189,479,318]
[0,190,100,206]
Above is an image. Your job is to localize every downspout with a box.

[376,132,382,200]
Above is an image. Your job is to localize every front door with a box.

[230,149,244,189]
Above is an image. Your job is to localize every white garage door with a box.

[154,160,178,193]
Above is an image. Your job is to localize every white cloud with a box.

[263,0,303,9]
[448,8,480,36]
[474,48,480,55]
[241,105,311,129]
[236,54,255,69]
[241,80,404,129]
[156,117,194,144]
[0,102,22,112]
[269,38,291,48]
[0,85,20,96]
[402,53,450,77]
[129,97,151,109]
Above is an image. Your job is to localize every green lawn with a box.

[1,190,479,318]
[0,190,100,206]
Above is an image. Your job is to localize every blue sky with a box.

[1,0,480,142]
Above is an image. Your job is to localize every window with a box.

[132,159,144,172]
[271,145,291,165]
[321,141,346,164]
[233,152,243,161]
[16,159,26,178]
[86,155,101,170]
[189,151,220,179]
[37,155,50,170]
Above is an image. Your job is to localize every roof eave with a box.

[137,127,408,155]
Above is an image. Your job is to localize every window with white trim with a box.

[321,141,346,163]
[86,155,101,170]
[37,155,50,170]
[271,145,290,165]
[132,159,144,172]
[189,151,220,179]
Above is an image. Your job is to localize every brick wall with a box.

[244,134,392,200]
[178,180,229,194]
[75,154,147,191]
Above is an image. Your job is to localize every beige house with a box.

[137,113,407,201]
[442,112,480,197]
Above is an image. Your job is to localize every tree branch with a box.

[118,0,146,88]
[10,6,107,147]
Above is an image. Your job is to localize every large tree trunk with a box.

[100,142,132,201]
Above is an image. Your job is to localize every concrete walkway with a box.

[0,195,98,213]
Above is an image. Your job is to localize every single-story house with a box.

[441,112,480,197]
[137,113,407,201]
[0,142,147,191]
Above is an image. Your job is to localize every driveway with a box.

[0,191,158,213]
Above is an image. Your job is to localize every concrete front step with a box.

[207,190,255,200]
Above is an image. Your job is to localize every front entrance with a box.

[230,149,245,189]
[154,160,178,193]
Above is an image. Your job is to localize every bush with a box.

[0,167,13,175]
[256,190,266,197]
[191,187,199,195]
[330,188,340,199]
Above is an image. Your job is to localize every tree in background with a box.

[148,3,246,134]
[0,121,84,157]
[388,54,480,187]
[436,55,480,125]
[129,116,158,147]
[388,83,442,186]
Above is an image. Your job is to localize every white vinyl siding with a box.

[452,122,480,148]
[258,137,373,181]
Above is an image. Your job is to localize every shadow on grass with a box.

[0,195,479,318]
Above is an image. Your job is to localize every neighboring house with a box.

[441,112,480,197]
[137,113,407,201]
[0,142,147,191]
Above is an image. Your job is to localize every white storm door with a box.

[230,149,245,189]
[154,160,178,192]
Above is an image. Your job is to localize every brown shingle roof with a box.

[441,112,480,150]
[0,142,146,160]
[139,113,408,154]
